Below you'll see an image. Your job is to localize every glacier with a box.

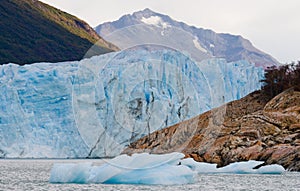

[0,47,264,158]
[49,152,285,185]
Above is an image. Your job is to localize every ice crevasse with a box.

[0,48,264,158]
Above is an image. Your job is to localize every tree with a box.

[261,61,300,100]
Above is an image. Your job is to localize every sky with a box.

[41,0,300,64]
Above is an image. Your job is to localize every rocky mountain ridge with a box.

[96,8,279,68]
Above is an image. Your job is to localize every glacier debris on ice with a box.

[49,152,285,185]
[0,48,264,158]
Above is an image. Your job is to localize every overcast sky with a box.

[41,0,300,63]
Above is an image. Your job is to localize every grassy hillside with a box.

[0,0,118,65]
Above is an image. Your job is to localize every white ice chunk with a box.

[50,163,92,184]
[50,153,285,185]
[218,160,264,174]
[50,152,196,185]
[256,164,286,174]
[103,164,195,185]
[181,158,218,174]
[181,158,285,175]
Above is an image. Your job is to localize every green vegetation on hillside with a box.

[261,61,300,99]
[0,0,118,65]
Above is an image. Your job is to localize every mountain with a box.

[124,89,300,171]
[95,8,279,68]
[0,48,263,158]
[0,0,118,65]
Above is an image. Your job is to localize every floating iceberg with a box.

[50,153,285,185]
[181,158,285,175]
[50,152,196,185]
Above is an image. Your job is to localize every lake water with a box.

[0,159,299,191]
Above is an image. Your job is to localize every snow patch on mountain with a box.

[193,37,207,53]
[141,16,170,29]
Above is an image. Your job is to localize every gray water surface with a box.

[0,159,299,191]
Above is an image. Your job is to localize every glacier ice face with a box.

[0,48,264,158]
[73,47,264,157]
[49,152,285,185]
[0,62,89,158]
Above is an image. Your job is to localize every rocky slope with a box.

[124,89,300,171]
[0,0,118,65]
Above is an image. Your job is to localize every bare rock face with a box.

[124,89,300,171]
